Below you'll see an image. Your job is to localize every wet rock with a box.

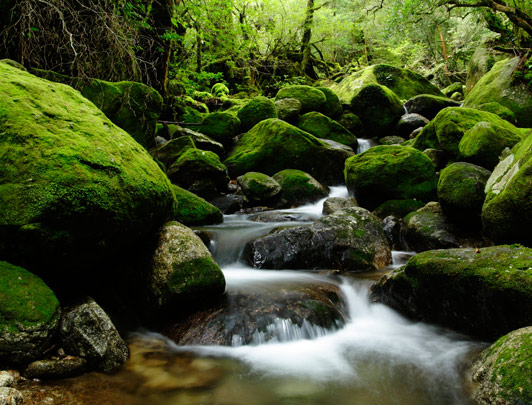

[275,85,326,113]
[249,212,309,223]
[60,297,129,372]
[395,113,429,138]
[379,136,406,145]
[273,169,329,207]
[165,282,346,346]
[199,112,241,147]
[471,326,532,404]
[297,112,357,149]
[23,356,87,380]
[237,172,281,205]
[237,96,277,132]
[0,387,23,405]
[171,185,223,226]
[246,207,391,272]
[210,193,246,214]
[382,216,408,251]
[404,94,460,120]
[0,372,13,388]
[322,197,359,215]
[371,245,532,340]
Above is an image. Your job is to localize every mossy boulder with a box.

[173,127,225,158]
[464,57,532,127]
[246,207,391,271]
[237,96,277,132]
[465,45,505,94]
[437,162,491,220]
[199,112,241,147]
[404,94,460,120]
[338,112,366,136]
[331,64,442,105]
[274,98,302,122]
[379,136,406,145]
[167,148,229,197]
[458,121,522,170]
[237,172,281,205]
[0,62,175,277]
[411,107,523,158]
[477,102,517,125]
[371,245,532,340]
[344,145,437,210]
[349,84,404,138]
[482,132,532,245]
[224,119,354,184]
[148,221,225,313]
[211,83,229,97]
[171,185,223,226]
[150,136,196,168]
[273,169,329,206]
[317,86,343,118]
[275,85,326,113]
[0,261,60,365]
[471,326,532,405]
[372,199,425,220]
[442,82,463,98]
[297,112,358,148]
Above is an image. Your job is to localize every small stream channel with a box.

[20,141,485,405]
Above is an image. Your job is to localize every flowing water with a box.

[20,186,485,404]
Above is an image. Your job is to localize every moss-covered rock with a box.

[437,162,491,220]
[477,102,517,125]
[167,149,229,197]
[404,94,460,120]
[237,172,281,205]
[411,107,523,158]
[171,185,223,226]
[465,45,505,94]
[150,136,196,168]
[331,64,443,105]
[464,57,532,127]
[442,82,463,98]
[423,148,449,171]
[379,136,406,145]
[297,112,358,148]
[482,132,532,245]
[211,83,229,97]
[199,112,241,147]
[237,96,277,132]
[224,119,354,184]
[274,98,302,122]
[148,222,225,313]
[275,85,326,113]
[458,121,522,170]
[344,145,437,210]
[338,112,366,137]
[372,199,425,220]
[371,245,532,340]
[471,326,532,405]
[273,169,329,206]
[246,207,391,271]
[173,127,225,158]
[0,261,60,365]
[0,61,175,277]
[349,84,404,138]
[317,86,343,118]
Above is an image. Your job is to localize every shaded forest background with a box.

[0,0,530,106]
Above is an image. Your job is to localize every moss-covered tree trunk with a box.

[300,0,315,77]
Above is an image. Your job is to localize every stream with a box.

[19,141,485,404]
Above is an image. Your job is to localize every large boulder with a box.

[437,162,491,220]
[173,127,225,158]
[147,221,225,313]
[372,199,425,220]
[59,297,129,372]
[344,145,437,210]
[0,262,60,366]
[471,327,532,405]
[403,94,460,120]
[275,85,326,113]
[274,98,302,122]
[395,113,430,139]
[0,62,175,280]
[224,119,354,184]
[237,172,281,205]
[482,132,532,245]
[465,45,506,94]
[297,112,358,149]
[332,64,443,104]
[199,112,241,147]
[273,169,329,206]
[171,185,223,226]
[477,102,517,125]
[236,96,277,132]
[317,86,343,118]
[150,136,196,168]
[411,107,523,158]
[245,207,391,271]
[371,245,532,340]
[464,57,532,127]
[458,121,523,170]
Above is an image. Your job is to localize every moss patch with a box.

[171,185,222,226]
[273,169,328,206]
[275,85,326,113]
[237,96,277,132]
[297,112,357,148]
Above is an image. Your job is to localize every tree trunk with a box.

[300,0,315,76]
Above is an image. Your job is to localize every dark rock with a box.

[23,356,87,380]
[322,197,359,215]
[395,113,429,138]
[379,136,406,145]
[249,212,310,223]
[317,87,343,118]
[423,148,449,171]
[210,193,247,214]
[60,297,129,372]
[338,112,366,137]
[404,94,460,120]
[372,199,425,220]
[273,169,329,207]
[237,172,281,205]
[382,215,408,251]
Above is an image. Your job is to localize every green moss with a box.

[412,107,523,158]
[0,261,59,332]
[211,83,229,97]
[442,82,463,98]
[171,185,222,226]
[168,256,224,294]
[316,87,343,118]
[344,145,437,210]
[372,199,425,219]
[237,96,277,132]
[297,112,357,148]
[199,112,241,146]
[182,105,206,124]
[273,169,328,205]
[477,102,516,124]
[150,136,196,168]
[237,172,281,202]
[0,62,174,273]
[275,85,326,113]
